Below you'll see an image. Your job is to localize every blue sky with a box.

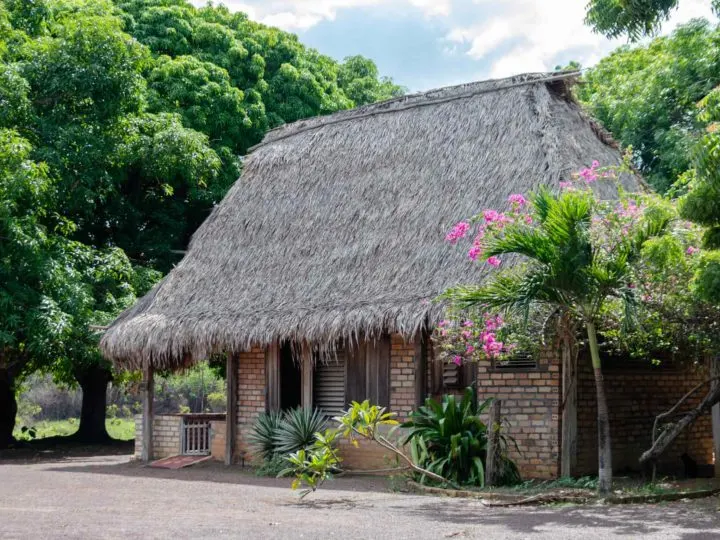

[194,0,716,91]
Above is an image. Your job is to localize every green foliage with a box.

[254,453,288,477]
[693,251,720,303]
[577,20,720,193]
[12,417,134,440]
[0,0,401,443]
[279,429,342,498]
[402,388,519,487]
[273,407,328,455]
[248,411,284,461]
[515,476,598,492]
[337,55,405,106]
[585,0,681,39]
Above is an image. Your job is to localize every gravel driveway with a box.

[2,455,720,539]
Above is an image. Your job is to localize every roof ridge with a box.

[249,71,581,153]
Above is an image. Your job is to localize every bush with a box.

[402,387,520,487]
[255,454,289,477]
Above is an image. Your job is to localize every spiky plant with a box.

[273,407,327,455]
[248,411,284,460]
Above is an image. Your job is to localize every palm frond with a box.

[484,227,556,265]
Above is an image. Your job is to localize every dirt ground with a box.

[2,455,720,539]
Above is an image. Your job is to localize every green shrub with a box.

[248,411,284,460]
[255,453,289,477]
[402,387,520,487]
[273,407,327,455]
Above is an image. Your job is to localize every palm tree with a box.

[445,187,670,494]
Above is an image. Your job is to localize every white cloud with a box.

[195,0,452,30]
[448,0,716,79]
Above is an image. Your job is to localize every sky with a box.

[193,0,717,91]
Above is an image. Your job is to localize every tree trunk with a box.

[640,380,720,465]
[0,369,17,449]
[74,364,112,443]
[586,321,612,495]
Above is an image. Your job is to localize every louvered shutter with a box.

[313,348,347,415]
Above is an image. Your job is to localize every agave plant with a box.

[248,411,284,460]
[273,407,327,455]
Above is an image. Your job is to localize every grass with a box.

[13,418,135,441]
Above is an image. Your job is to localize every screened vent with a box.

[443,362,463,387]
[493,351,538,371]
[313,349,346,414]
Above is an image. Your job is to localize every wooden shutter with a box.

[313,348,347,414]
[345,335,391,408]
[346,340,367,404]
[366,334,391,408]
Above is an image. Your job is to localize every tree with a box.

[586,0,720,39]
[338,55,405,107]
[442,170,671,494]
[577,20,720,193]
[0,0,403,445]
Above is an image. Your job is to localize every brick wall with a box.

[476,342,562,479]
[575,353,713,476]
[390,334,418,421]
[209,420,247,463]
[133,414,182,459]
[237,347,267,458]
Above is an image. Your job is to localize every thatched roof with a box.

[101,72,641,369]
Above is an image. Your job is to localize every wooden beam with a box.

[301,344,313,409]
[225,352,238,466]
[485,399,502,486]
[141,366,154,463]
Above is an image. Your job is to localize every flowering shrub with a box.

[441,156,720,365]
[435,313,513,366]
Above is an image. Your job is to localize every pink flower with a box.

[466,345,475,355]
[483,209,500,223]
[461,330,472,340]
[686,246,699,256]
[453,355,463,366]
[559,181,573,190]
[463,320,474,327]
[524,215,533,225]
[468,246,482,261]
[438,320,448,327]
[446,221,470,244]
[591,160,600,168]
[508,194,527,207]
[487,256,502,268]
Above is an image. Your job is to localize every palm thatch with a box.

[100,72,642,370]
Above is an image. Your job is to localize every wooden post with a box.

[485,399,502,486]
[225,352,238,466]
[414,333,427,407]
[561,339,578,477]
[266,343,280,412]
[712,357,720,478]
[141,365,154,463]
[301,344,313,409]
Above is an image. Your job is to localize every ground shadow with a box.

[0,438,134,464]
[396,498,720,538]
[41,455,399,495]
